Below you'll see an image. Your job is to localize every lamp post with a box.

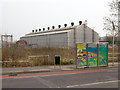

[112,21,115,66]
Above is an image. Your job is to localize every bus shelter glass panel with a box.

[88,44,97,66]
[99,44,107,66]
[77,44,87,66]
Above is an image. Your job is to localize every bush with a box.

[61,59,75,65]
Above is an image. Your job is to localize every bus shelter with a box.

[76,42,108,68]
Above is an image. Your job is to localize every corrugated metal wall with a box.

[76,25,84,43]
[48,33,68,47]
[84,25,93,42]
[21,32,68,48]
[68,29,74,47]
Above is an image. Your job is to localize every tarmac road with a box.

[2,68,119,88]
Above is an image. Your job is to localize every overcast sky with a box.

[0,0,110,41]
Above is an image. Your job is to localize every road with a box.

[2,68,118,88]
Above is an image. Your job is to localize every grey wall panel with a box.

[68,29,74,47]
[23,32,69,47]
[37,35,47,48]
[49,33,68,47]
[85,26,93,42]
[94,32,99,42]
[75,25,84,43]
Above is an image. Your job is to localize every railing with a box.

[108,53,120,59]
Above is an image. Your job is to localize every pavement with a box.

[2,68,118,88]
[1,62,119,75]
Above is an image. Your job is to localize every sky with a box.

[0,0,110,41]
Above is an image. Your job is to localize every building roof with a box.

[21,24,99,38]
[21,25,82,38]
[27,25,79,35]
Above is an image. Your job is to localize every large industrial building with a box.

[20,22,99,48]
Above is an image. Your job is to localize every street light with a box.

[112,21,115,66]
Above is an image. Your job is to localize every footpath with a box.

[1,62,119,75]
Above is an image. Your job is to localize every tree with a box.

[106,36,118,44]
[103,0,119,37]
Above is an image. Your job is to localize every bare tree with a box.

[103,0,119,36]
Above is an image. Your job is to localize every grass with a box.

[2,45,119,67]
[2,47,76,67]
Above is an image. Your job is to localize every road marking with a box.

[66,80,119,88]
[1,69,110,79]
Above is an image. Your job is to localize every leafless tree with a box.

[103,0,119,36]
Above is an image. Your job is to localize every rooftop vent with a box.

[52,26,55,29]
[47,27,50,30]
[43,28,45,31]
[79,21,82,25]
[64,24,67,27]
[35,29,37,32]
[84,20,87,25]
[39,29,41,31]
[71,22,74,26]
[32,30,34,32]
[58,25,61,28]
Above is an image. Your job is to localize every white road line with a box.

[66,80,119,88]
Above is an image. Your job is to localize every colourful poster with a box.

[76,43,108,67]
[99,44,107,66]
[77,44,87,66]
[88,45,97,66]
